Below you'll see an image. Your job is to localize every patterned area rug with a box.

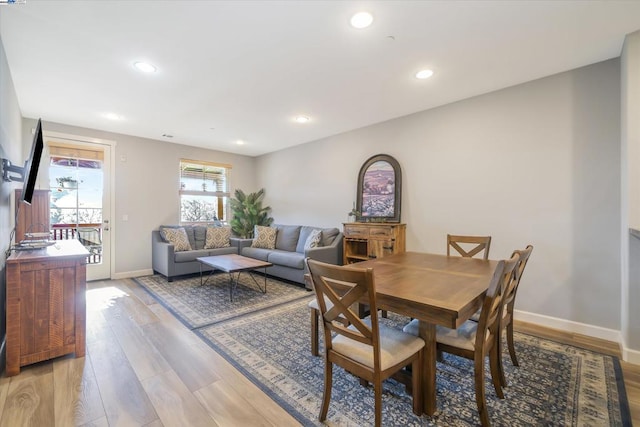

[196,298,631,426]
[133,273,309,329]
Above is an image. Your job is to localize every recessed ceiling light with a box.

[133,61,157,73]
[350,12,373,29]
[294,115,310,124]
[416,69,434,79]
[236,140,245,145]
[103,112,123,121]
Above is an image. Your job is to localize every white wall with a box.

[257,59,622,333]
[22,120,258,277]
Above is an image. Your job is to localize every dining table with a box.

[355,251,499,416]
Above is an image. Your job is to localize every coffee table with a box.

[196,254,272,301]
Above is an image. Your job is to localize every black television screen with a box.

[21,118,43,205]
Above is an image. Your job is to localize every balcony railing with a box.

[51,223,102,264]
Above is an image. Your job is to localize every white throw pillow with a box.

[304,229,323,250]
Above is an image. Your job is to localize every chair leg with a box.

[507,321,519,367]
[411,354,423,416]
[319,361,333,422]
[497,329,507,388]
[310,308,319,357]
[489,344,504,399]
[374,379,383,427]
[474,356,491,427]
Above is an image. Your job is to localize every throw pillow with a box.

[205,226,231,249]
[251,225,277,249]
[304,229,323,250]
[161,227,192,252]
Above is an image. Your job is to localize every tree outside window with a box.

[179,160,230,223]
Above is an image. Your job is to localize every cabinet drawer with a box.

[369,227,394,238]
[344,226,369,238]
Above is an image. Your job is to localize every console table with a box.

[343,222,406,264]
[5,239,89,376]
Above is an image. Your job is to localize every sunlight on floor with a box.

[86,286,129,310]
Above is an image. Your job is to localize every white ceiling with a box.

[2,1,640,157]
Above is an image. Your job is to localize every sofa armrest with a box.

[305,232,343,265]
[151,230,175,278]
[230,237,253,253]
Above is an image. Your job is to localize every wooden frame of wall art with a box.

[356,154,401,223]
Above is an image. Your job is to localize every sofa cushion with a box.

[205,226,231,249]
[161,227,192,252]
[193,225,207,250]
[321,227,340,247]
[267,250,305,269]
[174,248,210,262]
[275,225,301,252]
[207,246,237,256]
[241,247,272,262]
[252,225,277,249]
[304,229,322,250]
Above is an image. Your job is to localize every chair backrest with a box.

[474,253,519,351]
[305,259,381,361]
[447,234,492,260]
[503,245,533,312]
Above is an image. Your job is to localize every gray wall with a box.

[0,31,25,367]
[23,120,258,276]
[257,59,622,331]
[622,30,640,352]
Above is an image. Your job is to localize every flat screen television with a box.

[20,118,44,205]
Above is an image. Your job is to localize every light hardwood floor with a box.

[0,278,637,426]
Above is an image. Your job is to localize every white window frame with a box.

[179,159,231,224]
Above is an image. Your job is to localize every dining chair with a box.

[403,253,519,426]
[497,245,533,385]
[304,274,349,357]
[447,234,492,260]
[305,258,425,427]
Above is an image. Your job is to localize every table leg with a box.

[419,320,437,416]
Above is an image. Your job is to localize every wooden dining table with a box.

[356,251,499,416]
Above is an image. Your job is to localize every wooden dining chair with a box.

[306,259,425,427]
[447,234,492,260]
[403,253,519,426]
[497,245,533,385]
[305,274,350,357]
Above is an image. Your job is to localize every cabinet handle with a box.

[383,246,394,250]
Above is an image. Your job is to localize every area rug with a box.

[196,297,631,427]
[133,273,309,329]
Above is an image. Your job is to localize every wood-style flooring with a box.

[0,278,637,426]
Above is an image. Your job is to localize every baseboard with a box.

[515,309,623,345]
[623,344,640,364]
[112,268,154,280]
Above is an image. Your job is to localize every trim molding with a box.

[515,309,623,346]
[112,269,154,280]
[516,309,640,364]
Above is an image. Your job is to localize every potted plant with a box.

[56,176,77,189]
[347,202,360,222]
[229,188,273,238]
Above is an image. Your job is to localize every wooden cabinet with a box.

[5,239,89,376]
[15,189,50,243]
[343,223,406,264]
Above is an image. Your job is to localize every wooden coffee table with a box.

[196,254,272,301]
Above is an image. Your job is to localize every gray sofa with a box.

[236,224,343,287]
[151,224,343,286]
[152,225,240,281]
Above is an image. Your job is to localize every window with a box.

[179,159,231,223]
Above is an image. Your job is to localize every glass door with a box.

[47,142,111,280]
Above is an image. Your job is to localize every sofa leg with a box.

[168,276,173,282]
